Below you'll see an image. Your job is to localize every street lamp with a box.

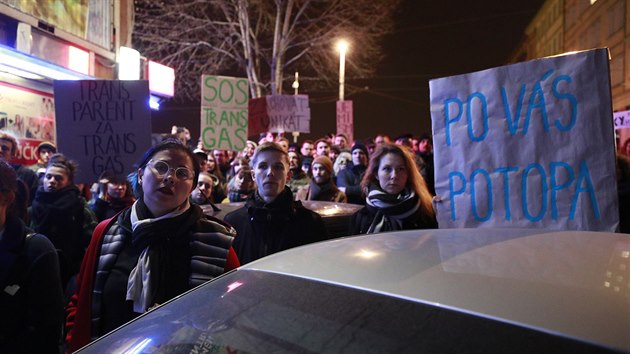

[337,39,349,101]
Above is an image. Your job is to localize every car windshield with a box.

[80,270,612,354]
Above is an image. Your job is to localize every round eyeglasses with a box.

[149,160,194,180]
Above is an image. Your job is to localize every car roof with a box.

[241,228,630,351]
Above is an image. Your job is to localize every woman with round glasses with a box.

[65,139,240,351]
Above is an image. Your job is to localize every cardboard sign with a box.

[201,75,248,151]
[247,97,268,137]
[336,100,354,143]
[54,80,152,184]
[429,49,618,231]
[247,95,310,136]
[266,95,310,133]
[613,110,630,129]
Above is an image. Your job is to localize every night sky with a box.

[154,0,545,143]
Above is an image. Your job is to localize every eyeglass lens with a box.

[152,161,192,180]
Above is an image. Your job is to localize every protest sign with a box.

[336,100,354,143]
[201,75,248,151]
[266,95,310,133]
[247,97,268,137]
[613,110,630,129]
[429,49,618,231]
[247,95,310,136]
[54,80,152,184]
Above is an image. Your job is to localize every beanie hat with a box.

[351,141,368,156]
[312,156,334,174]
[36,141,56,153]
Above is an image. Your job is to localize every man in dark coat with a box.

[225,142,327,264]
[337,142,368,205]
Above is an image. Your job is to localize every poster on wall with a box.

[0,81,56,165]
[4,0,112,48]
[54,80,152,184]
[429,48,618,232]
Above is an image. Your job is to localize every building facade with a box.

[509,0,630,148]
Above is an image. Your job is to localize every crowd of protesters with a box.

[1,124,629,353]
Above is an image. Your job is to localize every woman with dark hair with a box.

[350,143,437,234]
[89,171,136,222]
[207,153,227,203]
[65,139,239,352]
[28,154,98,288]
[0,160,64,353]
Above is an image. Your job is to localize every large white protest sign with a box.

[54,80,152,184]
[201,75,248,151]
[429,49,618,231]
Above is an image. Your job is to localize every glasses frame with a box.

[148,159,194,181]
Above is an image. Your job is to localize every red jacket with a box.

[65,215,239,352]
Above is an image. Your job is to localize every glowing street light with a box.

[337,39,349,101]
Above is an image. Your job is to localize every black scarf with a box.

[309,179,339,201]
[365,183,420,233]
[30,186,83,245]
[127,199,200,306]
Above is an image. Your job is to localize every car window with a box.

[80,270,613,353]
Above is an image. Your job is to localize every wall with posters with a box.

[0,0,113,48]
[0,81,55,165]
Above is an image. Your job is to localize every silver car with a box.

[77,228,629,353]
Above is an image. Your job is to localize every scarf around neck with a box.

[126,198,194,313]
[365,183,420,234]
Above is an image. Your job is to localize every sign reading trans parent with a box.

[201,75,248,151]
[429,49,618,231]
[54,80,152,184]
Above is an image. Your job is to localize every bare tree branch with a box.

[133,0,399,100]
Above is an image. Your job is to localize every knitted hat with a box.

[36,141,57,153]
[351,141,368,156]
[312,156,333,174]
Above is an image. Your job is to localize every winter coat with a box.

[336,163,366,205]
[350,205,437,235]
[295,181,347,203]
[0,214,64,354]
[224,187,327,265]
[65,203,239,352]
[28,185,98,286]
